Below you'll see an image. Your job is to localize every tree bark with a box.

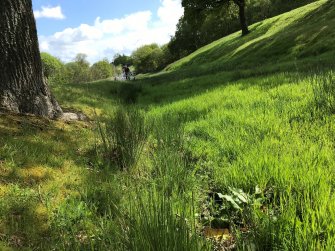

[0,0,62,119]
[233,0,249,36]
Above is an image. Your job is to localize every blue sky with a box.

[32,0,183,63]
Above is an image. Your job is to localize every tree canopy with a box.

[131,44,165,73]
[182,0,249,36]
[41,52,63,79]
[91,59,114,80]
[113,54,133,66]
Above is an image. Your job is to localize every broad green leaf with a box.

[230,187,249,203]
[222,195,241,210]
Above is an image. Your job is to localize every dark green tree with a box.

[63,54,92,84]
[168,14,203,61]
[113,54,133,66]
[131,44,165,73]
[182,0,249,36]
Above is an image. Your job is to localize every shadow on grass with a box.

[0,114,91,187]
[0,114,101,249]
[135,55,335,107]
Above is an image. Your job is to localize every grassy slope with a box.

[136,0,335,105]
[168,0,335,71]
[1,1,335,250]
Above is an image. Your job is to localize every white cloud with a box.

[38,0,183,63]
[34,6,65,20]
[157,0,184,26]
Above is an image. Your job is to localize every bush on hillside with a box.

[41,52,63,79]
[64,61,92,84]
[90,59,114,80]
[62,54,93,84]
[41,52,67,85]
[131,44,165,73]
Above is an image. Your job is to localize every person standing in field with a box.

[125,65,130,80]
[121,65,126,79]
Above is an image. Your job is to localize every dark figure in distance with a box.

[124,65,130,80]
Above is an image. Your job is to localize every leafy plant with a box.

[40,52,63,79]
[131,43,165,73]
[202,186,264,229]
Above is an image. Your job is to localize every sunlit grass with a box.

[1,1,335,250]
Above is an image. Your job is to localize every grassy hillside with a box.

[1,0,335,250]
[168,0,335,72]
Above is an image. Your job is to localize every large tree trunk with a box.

[233,0,249,36]
[0,0,62,119]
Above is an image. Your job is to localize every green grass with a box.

[166,0,335,72]
[1,0,335,250]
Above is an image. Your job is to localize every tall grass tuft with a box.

[97,107,150,170]
[125,189,210,251]
[149,113,196,196]
[312,71,335,115]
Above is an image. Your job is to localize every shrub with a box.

[64,61,92,84]
[41,52,63,79]
[63,54,92,84]
[90,59,114,81]
[40,52,66,85]
[131,44,165,73]
[113,53,133,66]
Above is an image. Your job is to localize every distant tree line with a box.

[41,53,114,85]
[112,44,172,74]
[41,44,171,85]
